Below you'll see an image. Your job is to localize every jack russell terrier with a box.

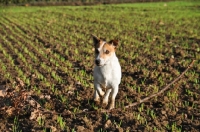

[92,35,121,110]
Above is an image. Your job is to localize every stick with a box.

[119,59,196,110]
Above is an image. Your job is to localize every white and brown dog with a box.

[92,35,121,110]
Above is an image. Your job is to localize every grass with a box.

[0,1,199,131]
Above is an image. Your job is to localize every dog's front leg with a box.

[109,85,119,110]
[94,83,105,102]
[102,89,111,106]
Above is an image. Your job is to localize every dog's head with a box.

[92,34,118,67]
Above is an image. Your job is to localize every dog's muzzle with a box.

[95,59,100,66]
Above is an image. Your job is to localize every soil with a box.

[0,6,200,132]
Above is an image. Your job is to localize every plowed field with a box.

[0,1,200,131]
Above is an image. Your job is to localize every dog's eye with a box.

[95,49,99,54]
[105,50,110,54]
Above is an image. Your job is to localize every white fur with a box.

[93,43,121,109]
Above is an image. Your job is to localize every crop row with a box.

[0,3,199,131]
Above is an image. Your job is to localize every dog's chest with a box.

[95,66,113,88]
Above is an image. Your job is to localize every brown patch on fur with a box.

[100,43,115,59]
[108,40,118,48]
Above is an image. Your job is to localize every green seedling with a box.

[60,95,67,103]
[57,115,66,130]
[104,113,109,120]
[150,110,156,119]
[114,120,122,128]
[12,116,22,132]
[37,116,45,126]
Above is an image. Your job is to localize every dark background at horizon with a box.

[0,0,188,6]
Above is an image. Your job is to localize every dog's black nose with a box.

[95,59,100,65]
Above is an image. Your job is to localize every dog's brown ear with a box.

[92,34,100,45]
[109,39,118,48]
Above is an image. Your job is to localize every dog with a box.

[92,35,121,110]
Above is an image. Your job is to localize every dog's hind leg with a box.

[109,86,119,109]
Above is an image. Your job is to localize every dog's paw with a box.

[102,99,109,109]
[99,91,105,97]
[94,98,100,102]
[94,95,100,103]
[102,99,108,106]
[108,103,115,110]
